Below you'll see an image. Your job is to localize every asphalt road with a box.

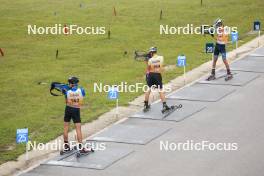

[21,47,264,176]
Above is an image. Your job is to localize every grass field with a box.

[0,0,263,164]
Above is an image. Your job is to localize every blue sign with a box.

[177,55,186,67]
[205,43,214,53]
[16,128,28,144]
[108,87,119,100]
[231,31,238,43]
[254,21,261,31]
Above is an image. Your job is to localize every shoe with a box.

[143,104,151,112]
[206,74,216,81]
[79,148,94,154]
[225,74,233,81]
[162,105,171,113]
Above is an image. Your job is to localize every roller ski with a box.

[206,74,216,81]
[60,143,76,155]
[76,147,94,158]
[224,74,233,81]
[161,104,182,114]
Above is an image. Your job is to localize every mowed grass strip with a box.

[0,0,263,164]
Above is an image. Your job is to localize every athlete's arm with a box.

[160,56,164,73]
[61,85,69,95]
[145,60,150,73]
[147,59,152,72]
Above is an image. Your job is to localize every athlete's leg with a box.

[144,73,152,108]
[211,54,219,75]
[63,106,71,146]
[156,74,169,110]
[221,46,231,75]
[74,123,91,153]
[223,59,231,74]
[211,43,220,75]
[63,122,70,143]
[74,123,83,144]
[207,45,219,81]
[159,90,169,110]
[159,90,170,112]
[71,108,83,149]
[159,90,166,102]
[75,122,93,153]
[212,57,217,71]
[156,73,165,102]
[144,89,151,102]
[144,89,151,110]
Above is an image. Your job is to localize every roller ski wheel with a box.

[162,104,183,119]
[173,104,183,109]
[60,151,64,155]
[206,74,216,81]
[143,105,151,112]
[76,152,81,158]
[76,148,94,158]
[225,74,233,81]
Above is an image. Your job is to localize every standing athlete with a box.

[144,47,171,113]
[53,76,92,154]
[207,18,233,81]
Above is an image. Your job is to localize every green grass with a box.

[0,0,263,164]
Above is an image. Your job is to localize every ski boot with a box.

[143,103,151,112]
[206,74,216,81]
[76,147,94,158]
[161,104,171,114]
[225,73,233,81]
[60,143,73,155]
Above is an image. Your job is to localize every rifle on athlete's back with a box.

[50,82,69,96]
[134,50,152,62]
